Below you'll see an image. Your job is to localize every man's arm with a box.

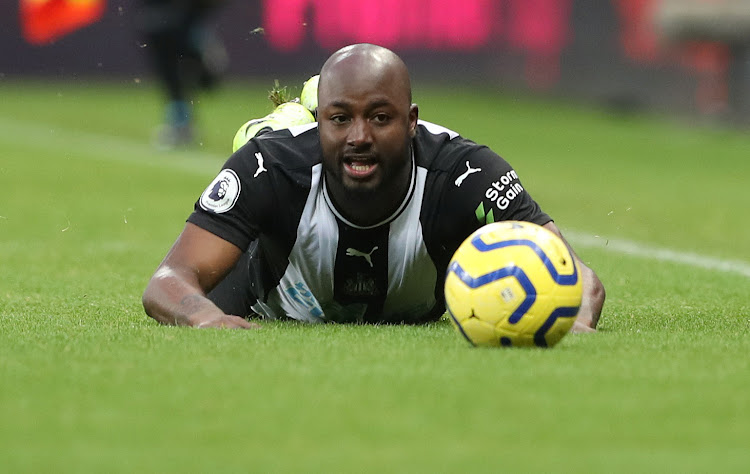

[543,221,605,332]
[142,222,258,329]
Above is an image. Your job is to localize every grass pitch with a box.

[1,79,748,473]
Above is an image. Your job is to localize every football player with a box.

[142,43,605,331]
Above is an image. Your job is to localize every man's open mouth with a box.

[343,155,378,178]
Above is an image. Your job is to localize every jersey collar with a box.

[323,150,416,230]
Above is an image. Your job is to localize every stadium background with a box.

[2,0,748,120]
[2,1,750,472]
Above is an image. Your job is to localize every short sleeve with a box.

[443,145,551,227]
[187,142,274,251]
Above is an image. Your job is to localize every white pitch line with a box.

[565,231,750,279]
[2,116,748,278]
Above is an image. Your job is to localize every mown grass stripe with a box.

[3,116,748,279]
[0,116,223,176]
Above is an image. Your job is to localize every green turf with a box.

[1,79,748,473]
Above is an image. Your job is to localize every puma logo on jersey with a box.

[253,152,267,178]
[454,161,482,187]
[346,246,378,268]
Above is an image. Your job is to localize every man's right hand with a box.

[143,223,250,328]
[195,314,261,329]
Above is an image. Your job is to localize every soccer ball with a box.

[445,221,583,348]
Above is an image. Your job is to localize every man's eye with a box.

[331,115,349,124]
[372,114,390,123]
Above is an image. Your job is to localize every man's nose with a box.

[346,118,372,148]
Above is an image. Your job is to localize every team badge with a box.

[199,169,241,213]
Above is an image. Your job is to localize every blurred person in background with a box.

[136,0,229,148]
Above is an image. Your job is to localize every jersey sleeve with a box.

[420,137,553,279]
[445,145,551,227]
[187,142,274,251]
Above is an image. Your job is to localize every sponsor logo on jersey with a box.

[475,202,495,225]
[483,169,524,210]
[345,246,378,268]
[454,160,482,187]
[253,152,267,178]
[285,281,323,318]
[199,169,241,214]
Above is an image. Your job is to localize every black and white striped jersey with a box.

[188,120,551,324]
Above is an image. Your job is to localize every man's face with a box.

[317,66,418,197]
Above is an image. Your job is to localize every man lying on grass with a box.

[142,43,605,332]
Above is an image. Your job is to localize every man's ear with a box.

[409,104,419,138]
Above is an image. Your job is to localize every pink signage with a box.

[263,0,495,51]
[261,0,728,109]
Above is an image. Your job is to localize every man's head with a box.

[317,43,418,223]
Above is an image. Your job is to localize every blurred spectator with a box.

[136,0,229,148]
